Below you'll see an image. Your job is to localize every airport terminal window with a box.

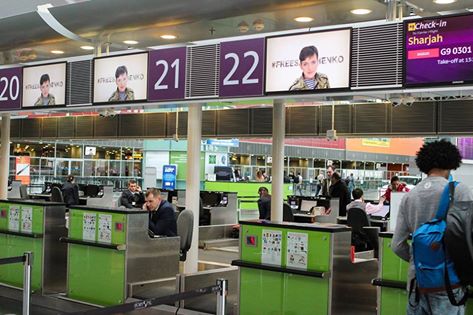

[70,161,82,176]
[109,161,120,176]
[56,160,69,176]
[56,144,82,159]
[40,159,55,176]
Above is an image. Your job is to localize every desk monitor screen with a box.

[300,200,318,213]
[372,205,390,218]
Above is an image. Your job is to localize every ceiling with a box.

[0,0,471,65]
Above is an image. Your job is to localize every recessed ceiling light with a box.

[123,40,138,45]
[350,9,372,15]
[161,34,177,40]
[294,16,314,23]
[467,8,473,12]
[433,0,456,3]
[80,45,94,50]
[51,50,64,54]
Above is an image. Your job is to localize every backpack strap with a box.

[436,181,457,220]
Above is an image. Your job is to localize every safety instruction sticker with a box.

[8,206,20,232]
[262,229,282,266]
[82,213,97,241]
[98,214,112,244]
[21,207,33,233]
[286,232,308,270]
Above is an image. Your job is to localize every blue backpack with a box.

[412,181,467,305]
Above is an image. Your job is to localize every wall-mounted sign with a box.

[265,28,351,93]
[162,164,177,191]
[405,14,473,86]
[219,38,264,98]
[148,47,186,101]
[206,139,240,147]
[93,52,148,104]
[0,67,22,111]
[22,62,66,108]
[15,156,31,185]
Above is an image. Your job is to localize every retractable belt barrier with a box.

[0,252,33,315]
[67,278,228,315]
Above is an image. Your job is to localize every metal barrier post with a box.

[22,252,32,315]
[215,278,227,315]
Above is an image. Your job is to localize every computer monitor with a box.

[300,200,318,213]
[86,184,100,198]
[214,166,233,181]
[200,191,221,207]
[372,204,390,218]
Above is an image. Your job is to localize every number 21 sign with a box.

[219,38,264,98]
[148,47,186,101]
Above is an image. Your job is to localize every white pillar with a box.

[0,114,11,199]
[271,101,285,221]
[184,104,202,273]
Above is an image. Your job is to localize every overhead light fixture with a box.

[350,9,372,15]
[467,8,473,12]
[51,50,64,54]
[80,45,94,50]
[294,16,314,23]
[433,0,456,3]
[253,19,264,31]
[123,40,138,45]
[238,21,249,33]
[160,34,177,40]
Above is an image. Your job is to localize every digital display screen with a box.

[93,52,148,103]
[85,146,96,156]
[22,62,66,108]
[265,28,351,93]
[405,14,473,86]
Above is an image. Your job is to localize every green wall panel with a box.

[169,151,205,181]
[380,288,408,315]
[205,182,293,197]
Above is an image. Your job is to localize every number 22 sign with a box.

[219,38,264,98]
[148,47,186,101]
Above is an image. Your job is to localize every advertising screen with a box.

[93,52,148,103]
[265,28,351,93]
[22,62,66,108]
[405,14,473,86]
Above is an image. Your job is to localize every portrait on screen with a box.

[265,29,351,93]
[93,53,148,103]
[22,63,66,108]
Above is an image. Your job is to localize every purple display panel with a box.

[405,14,473,86]
[148,47,186,101]
[458,138,473,160]
[219,38,264,97]
[0,67,22,111]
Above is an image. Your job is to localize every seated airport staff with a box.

[382,175,410,202]
[62,175,79,207]
[347,188,386,215]
[329,172,350,217]
[120,179,145,209]
[257,187,271,220]
[143,188,177,237]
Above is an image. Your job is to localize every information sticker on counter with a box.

[286,232,308,270]
[262,229,282,266]
[21,207,33,233]
[8,206,20,232]
[82,213,97,242]
[98,214,112,244]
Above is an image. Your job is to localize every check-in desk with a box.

[233,220,377,315]
[62,205,180,306]
[0,199,67,293]
[373,232,473,315]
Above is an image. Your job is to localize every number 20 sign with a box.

[0,67,22,111]
[148,47,186,101]
[219,38,264,98]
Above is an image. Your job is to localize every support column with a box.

[184,104,202,273]
[0,114,11,199]
[271,100,285,222]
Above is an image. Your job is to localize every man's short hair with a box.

[115,65,128,78]
[332,172,341,181]
[352,188,364,200]
[415,140,462,174]
[390,176,400,184]
[299,45,319,62]
[145,188,161,198]
[327,165,336,172]
[40,74,50,85]
[128,179,137,186]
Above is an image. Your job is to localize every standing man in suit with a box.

[320,165,336,196]
[62,175,79,207]
[120,179,145,208]
[143,188,177,237]
[329,172,351,217]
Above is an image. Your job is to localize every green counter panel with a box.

[381,238,408,282]
[380,288,408,315]
[204,182,293,199]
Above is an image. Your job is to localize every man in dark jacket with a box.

[62,175,79,207]
[257,187,271,220]
[120,179,145,209]
[143,188,177,237]
[329,172,350,217]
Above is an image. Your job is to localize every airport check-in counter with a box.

[373,232,473,315]
[233,220,377,315]
[62,205,180,306]
[0,199,67,293]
